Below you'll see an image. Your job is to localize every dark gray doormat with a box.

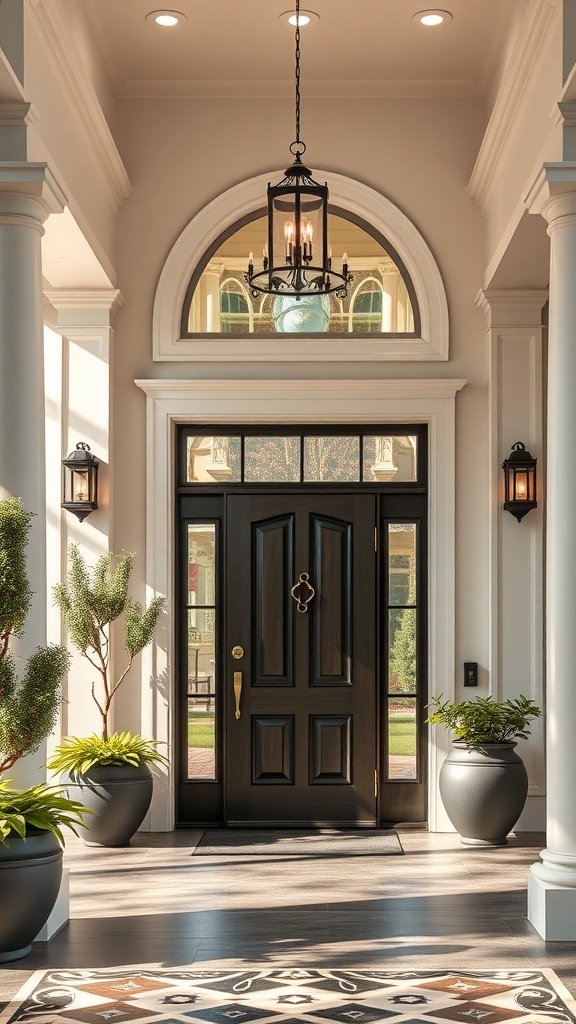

[193,828,404,856]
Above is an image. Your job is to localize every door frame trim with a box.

[135,377,466,832]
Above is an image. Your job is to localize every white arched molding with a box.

[153,170,449,362]
[135,377,466,832]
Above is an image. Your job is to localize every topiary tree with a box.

[0,497,70,772]
[54,545,165,741]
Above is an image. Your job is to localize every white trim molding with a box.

[152,171,449,363]
[134,377,466,833]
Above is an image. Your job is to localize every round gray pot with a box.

[65,764,153,847]
[0,832,63,962]
[439,742,528,846]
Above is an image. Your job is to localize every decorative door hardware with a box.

[290,572,316,613]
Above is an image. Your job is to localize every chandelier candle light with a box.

[246,0,352,299]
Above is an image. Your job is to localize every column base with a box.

[528,867,576,939]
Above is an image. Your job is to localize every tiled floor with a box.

[2,831,576,1006]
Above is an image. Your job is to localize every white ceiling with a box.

[82,0,521,98]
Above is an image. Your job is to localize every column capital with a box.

[0,161,67,219]
[476,288,548,328]
[44,288,123,330]
[525,163,576,222]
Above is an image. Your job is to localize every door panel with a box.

[225,493,376,826]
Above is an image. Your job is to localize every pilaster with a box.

[476,289,546,830]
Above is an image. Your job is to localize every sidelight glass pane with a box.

[187,525,216,604]
[388,523,416,606]
[303,436,360,482]
[388,697,417,780]
[187,696,216,780]
[388,608,416,695]
[244,436,301,482]
[363,435,418,482]
[186,435,241,482]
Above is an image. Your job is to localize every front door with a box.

[225,493,377,826]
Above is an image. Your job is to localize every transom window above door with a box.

[181,212,418,338]
[181,430,424,485]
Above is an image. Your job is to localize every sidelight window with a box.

[186,523,217,780]
[386,522,419,781]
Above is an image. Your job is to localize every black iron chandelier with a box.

[246,0,352,299]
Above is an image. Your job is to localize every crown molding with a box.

[468,0,560,210]
[29,0,131,211]
[135,378,467,401]
[119,78,480,100]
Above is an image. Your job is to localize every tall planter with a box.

[0,832,62,962]
[439,741,528,846]
[64,764,153,847]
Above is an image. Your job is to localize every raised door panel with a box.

[310,516,352,686]
[310,716,352,784]
[253,515,294,686]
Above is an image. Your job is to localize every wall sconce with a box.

[61,442,99,522]
[502,441,537,522]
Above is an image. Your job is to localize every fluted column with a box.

[0,163,66,786]
[526,163,576,938]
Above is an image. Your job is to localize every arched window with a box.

[181,212,418,338]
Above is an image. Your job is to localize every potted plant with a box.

[0,497,86,963]
[427,693,541,846]
[48,545,165,847]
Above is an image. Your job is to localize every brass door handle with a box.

[233,671,242,720]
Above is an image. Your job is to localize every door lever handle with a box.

[233,671,242,720]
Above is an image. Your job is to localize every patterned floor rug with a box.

[1,968,575,1024]
[193,830,404,856]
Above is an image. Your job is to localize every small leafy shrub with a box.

[48,731,167,774]
[426,694,541,744]
[0,780,87,845]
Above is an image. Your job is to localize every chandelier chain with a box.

[294,0,301,148]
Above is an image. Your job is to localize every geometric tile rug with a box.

[1,968,575,1024]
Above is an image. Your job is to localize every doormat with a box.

[193,829,403,856]
[2,968,575,1024]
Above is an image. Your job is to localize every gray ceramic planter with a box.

[64,763,153,847]
[439,741,528,846]
[0,832,63,962]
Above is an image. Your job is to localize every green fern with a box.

[48,732,167,773]
[426,694,541,744]
[0,779,88,845]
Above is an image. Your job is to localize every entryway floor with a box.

[2,830,576,1002]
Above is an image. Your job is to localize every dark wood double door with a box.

[225,493,376,826]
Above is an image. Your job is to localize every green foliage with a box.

[0,779,88,845]
[426,694,541,745]
[0,497,33,643]
[0,498,69,772]
[0,646,70,769]
[389,610,416,693]
[54,545,165,739]
[48,732,168,773]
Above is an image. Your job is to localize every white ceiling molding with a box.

[28,0,132,212]
[468,0,560,211]
[153,169,449,363]
[120,78,480,100]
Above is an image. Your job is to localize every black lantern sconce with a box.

[61,442,99,522]
[502,441,537,522]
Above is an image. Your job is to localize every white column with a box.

[526,164,576,939]
[43,289,119,746]
[476,290,546,828]
[0,163,66,787]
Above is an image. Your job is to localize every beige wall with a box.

[111,93,489,727]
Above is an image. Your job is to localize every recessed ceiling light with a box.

[145,10,186,27]
[278,10,320,28]
[414,10,453,26]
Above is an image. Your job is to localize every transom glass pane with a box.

[186,435,241,482]
[304,436,360,482]
[363,435,417,482]
[244,436,300,482]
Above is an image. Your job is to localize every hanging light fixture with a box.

[61,442,100,522]
[502,441,537,522]
[246,0,352,300]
